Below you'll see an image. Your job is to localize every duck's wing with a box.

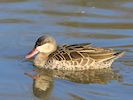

[78,47,125,62]
[50,43,124,62]
[48,43,91,60]
[61,43,91,48]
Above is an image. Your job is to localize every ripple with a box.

[20,10,88,17]
[106,44,133,48]
[88,90,109,96]
[61,32,132,39]
[121,2,133,9]
[121,60,133,67]
[0,19,33,24]
[58,21,133,29]
[0,0,28,3]
[41,10,87,17]
[122,83,133,86]
[69,93,85,100]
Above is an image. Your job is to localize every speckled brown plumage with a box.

[43,43,125,70]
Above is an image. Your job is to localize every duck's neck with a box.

[33,53,49,68]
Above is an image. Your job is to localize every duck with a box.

[25,35,125,70]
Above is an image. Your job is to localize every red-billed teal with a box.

[26,35,125,70]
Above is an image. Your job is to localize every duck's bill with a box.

[25,48,39,59]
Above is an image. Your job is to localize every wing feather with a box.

[51,43,118,62]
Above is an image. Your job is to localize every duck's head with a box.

[26,35,57,59]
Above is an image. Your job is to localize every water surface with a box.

[0,0,133,100]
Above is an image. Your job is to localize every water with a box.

[0,0,133,100]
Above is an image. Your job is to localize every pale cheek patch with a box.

[37,43,55,53]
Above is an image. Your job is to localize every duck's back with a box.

[44,43,124,70]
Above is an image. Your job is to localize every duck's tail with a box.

[103,51,125,63]
[113,51,125,60]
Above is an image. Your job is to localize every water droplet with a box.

[81,11,85,14]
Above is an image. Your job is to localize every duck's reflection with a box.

[33,68,121,98]
[53,68,120,84]
[33,70,53,99]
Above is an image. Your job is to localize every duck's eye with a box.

[35,41,44,47]
[36,42,39,46]
[35,42,39,48]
